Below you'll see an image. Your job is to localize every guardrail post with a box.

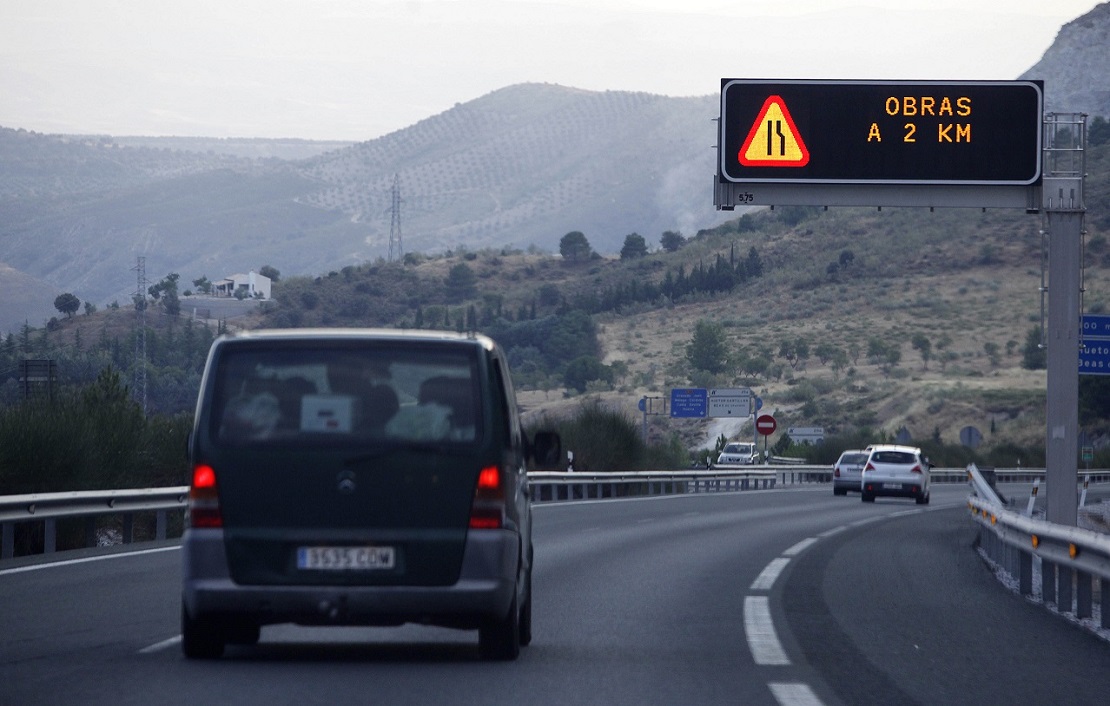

[122,514,134,544]
[156,511,168,541]
[1076,571,1092,619]
[2,522,13,559]
[85,517,97,549]
[1019,550,1033,596]
[1042,559,1056,606]
[44,519,56,554]
[1102,579,1110,629]
[1059,566,1074,614]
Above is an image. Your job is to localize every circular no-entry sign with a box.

[756,414,777,436]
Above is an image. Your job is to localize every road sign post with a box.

[756,414,777,463]
[756,414,777,436]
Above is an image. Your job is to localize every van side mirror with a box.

[528,431,562,467]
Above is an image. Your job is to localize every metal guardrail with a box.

[0,488,188,560]
[2,467,1106,562]
[967,463,1110,629]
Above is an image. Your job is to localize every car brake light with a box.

[469,465,505,530]
[188,464,223,528]
[910,464,923,474]
[834,467,841,478]
[864,462,875,472]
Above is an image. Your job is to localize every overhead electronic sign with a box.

[719,79,1043,186]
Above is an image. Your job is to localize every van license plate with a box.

[297,546,395,571]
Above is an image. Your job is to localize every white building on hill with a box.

[214,271,271,299]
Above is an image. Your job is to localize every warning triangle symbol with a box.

[738,95,810,167]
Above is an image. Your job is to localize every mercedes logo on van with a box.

[336,470,357,495]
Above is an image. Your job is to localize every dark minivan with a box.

[182,329,559,660]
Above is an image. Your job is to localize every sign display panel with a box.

[1081,314,1110,376]
[719,80,1042,185]
[707,388,751,418]
[670,388,708,418]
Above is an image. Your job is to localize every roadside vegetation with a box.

[2,125,1110,492]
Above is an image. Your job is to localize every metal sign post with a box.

[1043,113,1085,528]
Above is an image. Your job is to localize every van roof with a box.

[220,328,497,351]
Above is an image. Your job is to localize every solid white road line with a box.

[750,557,790,592]
[782,537,817,557]
[139,636,182,654]
[744,595,790,666]
[769,682,826,706]
[0,545,179,576]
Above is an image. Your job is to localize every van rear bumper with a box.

[182,527,518,628]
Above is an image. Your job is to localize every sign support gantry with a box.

[1042,113,1086,529]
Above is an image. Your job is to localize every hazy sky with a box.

[0,0,1101,141]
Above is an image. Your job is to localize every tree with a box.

[620,232,648,260]
[984,341,1001,367]
[911,333,932,370]
[148,273,181,316]
[744,247,764,277]
[1090,116,1110,147]
[559,231,592,262]
[54,293,80,318]
[259,265,281,282]
[192,276,212,294]
[660,230,686,252]
[1021,326,1046,370]
[779,337,810,370]
[445,263,478,300]
[686,320,729,374]
[563,356,613,393]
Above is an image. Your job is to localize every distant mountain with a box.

[0,262,58,336]
[2,2,1108,334]
[0,84,731,332]
[1021,2,1110,117]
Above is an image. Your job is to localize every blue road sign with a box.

[1080,340,1110,376]
[1082,314,1110,340]
[670,388,708,418]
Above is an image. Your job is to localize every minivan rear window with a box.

[210,343,481,446]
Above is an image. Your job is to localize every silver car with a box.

[182,329,559,660]
[717,441,759,465]
[860,444,931,504]
[832,450,868,495]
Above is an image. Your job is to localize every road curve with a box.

[1,484,1106,705]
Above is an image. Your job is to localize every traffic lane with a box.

[0,545,183,704]
[0,488,871,706]
[526,488,931,705]
[202,491,865,706]
[782,502,1110,705]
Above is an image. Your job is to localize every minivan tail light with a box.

[188,464,223,528]
[910,464,923,474]
[834,467,841,478]
[469,465,505,530]
[864,462,876,472]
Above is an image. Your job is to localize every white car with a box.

[860,444,931,504]
[832,449,868,496]
[717,442,759,465]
